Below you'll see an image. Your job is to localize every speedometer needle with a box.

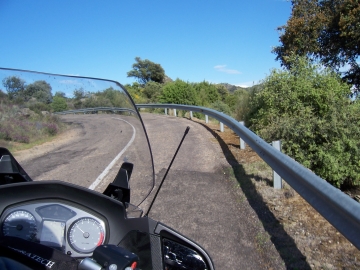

[76,225,85,233]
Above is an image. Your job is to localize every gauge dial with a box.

[68,217,105,253]
[2,210,37,241]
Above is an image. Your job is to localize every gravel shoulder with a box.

[199,118,360,269]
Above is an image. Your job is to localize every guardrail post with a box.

[190,111,193,119]
[272,140,282,189]
[165,108,167,115]
[174,109,177,117]
[239,121,246,149]
[220,122,224,132]
[205,115,208,123]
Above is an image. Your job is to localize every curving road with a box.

[15,112,284,269]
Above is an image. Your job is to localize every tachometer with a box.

[2,210,37,241]
[68,217,105,253]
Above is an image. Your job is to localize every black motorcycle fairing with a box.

[0,147,32,185]
[0,181,162,269]
[0,236,78,270]
[0,181,130,245]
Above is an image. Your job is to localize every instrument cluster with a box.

[0,201,106,257]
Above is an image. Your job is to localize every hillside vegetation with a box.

[124,56,360,189]
[1,55,360,189]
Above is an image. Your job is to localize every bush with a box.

[143,81,163,103]
[209,100,232,115]
[29,102,51,114]
[0,102,62,144]
[247,56,360,187]
[160,79,199,105]
[51,96,68,112]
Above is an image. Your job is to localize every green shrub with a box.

[247,56,360,187]
[209,100,232,115]
[29,102,51,114]
[160,79,199,105]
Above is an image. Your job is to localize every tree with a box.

[25,80,53,103]
[160,79,199,105]
[193,81,220,106]
[247,56,360,188]
[54,91,67,98]
[2,76,25,100]
[73,88,88,100]
[51,96,68,112]
[273,0,360,91]
[215,84,229,102]
[127,57,165,84]
[143,81,163,102]
[124,83,146,103]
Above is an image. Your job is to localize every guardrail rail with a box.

[136,103,360,250]
[56,105,360,249]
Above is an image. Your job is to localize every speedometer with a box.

[68,217,105,253]
[2,210,37,241]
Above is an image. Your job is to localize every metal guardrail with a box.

[54,107,137,115]
[136,103,360,249]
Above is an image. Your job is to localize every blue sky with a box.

[0,0,291,90]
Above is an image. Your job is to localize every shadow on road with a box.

[197,121,311,270]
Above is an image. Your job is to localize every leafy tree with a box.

[83,95,112,108]
[51,96,68,112]
[94,87,130,108]
[72,88,89,108]
[73,88,88,100]
[215,84,229,102]
[210,100,232,115]
[2,76,25,100]
[127,57,165,84]
[25,80,53,103]
[143,81,163,102]
[193,81,220,106]
[232,89,251,121]
[247,56,360,188]
[54,91,67,98]
[273,0,360,90]
[124,83,146,103]
[160,79,199,105]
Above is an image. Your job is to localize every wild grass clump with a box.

[0,103,62,145]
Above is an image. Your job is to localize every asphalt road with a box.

[141,113,279,269]
[15,112,284,269]
[19,114,155,206]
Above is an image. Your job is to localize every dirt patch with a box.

[198,118,360,269]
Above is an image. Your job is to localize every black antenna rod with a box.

[144,126,190,217]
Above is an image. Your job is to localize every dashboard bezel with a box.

[0,180,138,257]
[1,200,107,257]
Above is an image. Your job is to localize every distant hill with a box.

[217,83,262,93]
[217,83,245,93]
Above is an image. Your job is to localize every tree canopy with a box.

[25,80,53,103]
[127,57,165,85]
[160,79,199,105]
[2,77,53,103]
[273,0,360,90]
[2,76,25,100]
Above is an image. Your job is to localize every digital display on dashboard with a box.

[40,220,65,247]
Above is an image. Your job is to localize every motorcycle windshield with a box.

[0,68,155,208]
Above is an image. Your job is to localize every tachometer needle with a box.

[76,225,85,233]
